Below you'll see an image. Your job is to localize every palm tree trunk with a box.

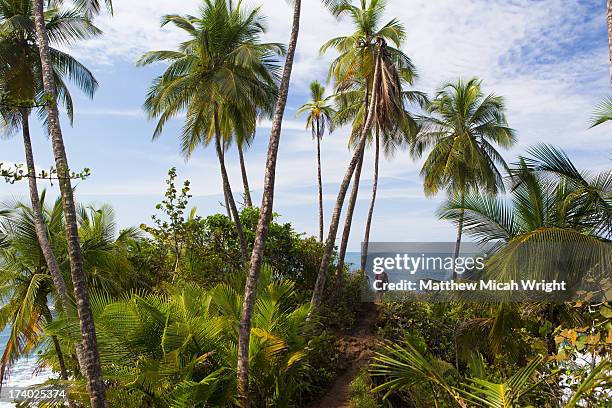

[360,128,380,273]
[608,0,612,85]
[219,148,233,219]
[336,147,364,274]
[51,335,69,379]
[236,1,301,406]
[316,127,324,242]
[452,193,465,281]
[21,110,74,394]
[214,110,248,261]
[22,135,75,385]
[310,47,382,311]
[20,110,70,308]
[238,144,253,208]
[32,1,106,406]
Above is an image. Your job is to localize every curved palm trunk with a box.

[336,147,364,274]
[310,49,382,311]
[236,1,301,406]
[238,144,253,208]
[608,0,612,84]
[21,110,73,390]
[214,112,248,261]
[316,125,324,242]
[20,110,70,308]
[360,129,380,273]
[32,1,106,406]
[452,192,465,281]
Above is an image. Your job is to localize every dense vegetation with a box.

[0,0,610,407]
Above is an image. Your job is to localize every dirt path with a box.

[310,303,379,408]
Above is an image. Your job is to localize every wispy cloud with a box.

[4,0,610,250]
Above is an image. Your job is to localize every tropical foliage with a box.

[46,267,312,407]
[0,0,610,407]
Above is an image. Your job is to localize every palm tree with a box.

[311,35,408,310]
[412,78,516,279]
[439,144,612,285]
[0,196,70,389]
[28,0,111,404]
[139,0,283,263]
[0,0,99,306]
[320,0,417,274]
[0,197,137,399]
[371,340,549,408]
[236,0,348,405]
[359,89,426,273]
[371,339,611,407]
[297,80,335,242]
[0,3,99,396]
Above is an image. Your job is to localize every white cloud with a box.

[5,0,608,249]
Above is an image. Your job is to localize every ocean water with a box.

[345,252,361,272]
[0,327,51,408]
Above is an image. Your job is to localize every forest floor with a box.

[310,302,380,408]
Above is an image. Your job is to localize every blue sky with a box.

[1,0,611,251]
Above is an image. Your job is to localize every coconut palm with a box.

[320,0,418,275]
[439,144,612,287]
[412,78,516,279]
[359,89,427,273]
[0,0,99,311]
[0,197,138,395]
[139,0,283,263]
[0,0,100,402]
[237,0,345,404]
[31,0,112,404]
[297,80,335,242]
[0,195,70,389]
[312,34,409,310]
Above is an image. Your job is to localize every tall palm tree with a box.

[297,80,335,242]
[31,0,112,404]
[139,0,283,263]
[0,0,99,303]
[412,78,515,279]
[358,89,426,273]
[237,0,343,405]
[0,2,99,395]
[321,0,417,274]
[312,35,407,310]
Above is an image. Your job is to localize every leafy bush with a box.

[46,268,311,407]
